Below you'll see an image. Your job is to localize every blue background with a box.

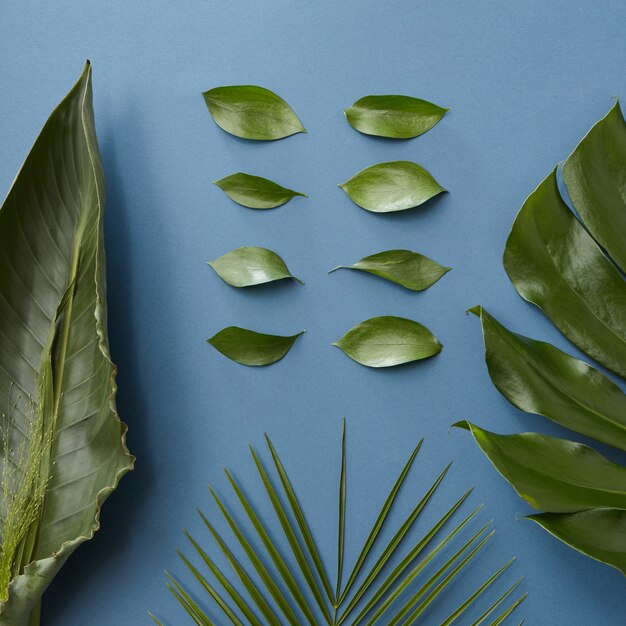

[1,1,625,624]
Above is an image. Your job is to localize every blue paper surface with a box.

[1,0,625,623]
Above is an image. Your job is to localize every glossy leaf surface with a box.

[339,161,445,213]
[330,249,450,291]
[455,422,626,513]
[213,172,306,209]
[208,247,303,287]
[503,169,626,378]
[333,316,442,367]
[208,327,304,366]
[563,101,626,273]
[202,85,306,140]
[528,509,626,576]
[470,306,626,452]
[344,94,448,139]
[0,64,133,624]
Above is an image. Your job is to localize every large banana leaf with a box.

[461,101,626,574]
[153,421,525,625]
[0,63,133,624]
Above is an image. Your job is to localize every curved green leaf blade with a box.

[527,508,626,576]
[503,169,626,378]
[330,249,450,291]
[213,173,307,209]
[208,327,304,366]
[332,316,442,367]
[339,161,445,213]
[455,422,626,512]
[208,247,303,287]
[202,85,306,140]
[0,63,133,623]
[470,306,626,451]
[563,101,626,273]
[345,95,448,139]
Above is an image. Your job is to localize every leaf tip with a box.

[452,420,471,431]
[466,305,482,317]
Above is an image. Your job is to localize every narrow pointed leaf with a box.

[345,95,448,139]
[330,250,450,291]
[166,575,213,626]
[527,508,626,576]
[265,435,334,605]
[563,101,626,272]
[455,421,626,512]
[333,316,442,367]
[336,418,347,602]
[470,306,626,451]
[339,161,445,213]
[203,85,306,140]
[503,169,626,378]
[213,173,306,209]
[208,327,304,366]
[471,579,524,625]
[0,63,133,622]
[208,247,303,288]
[489,594,527,626]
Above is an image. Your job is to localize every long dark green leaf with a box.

[339,161,445,213]
[213,172,306,209]
[470,306,626,451]
[563,101,626,273]
[208,327,304,366]
[208,247,303,288]
[336,418,347,604]
[333,316,442,367]
[247,451,331,623]
[330,250,450,291]
[209,488,299,626]
[203,85,306,140]
[503,169,626,378]
[198,511,281,626]
[338,440,422,604]
[527,508,626,576]
[264,435,334,605]
[0,62,133,623]
[344,95,448,139]
[456,421,626,512]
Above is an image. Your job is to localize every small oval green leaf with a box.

[332,316,442,367]
[345,95,449,139]
[339,161,445,213]
[208,327,304,366]
[213,173,307,209]
[208,246,303,287]
[202,85,306,140]
[330,249,450,291]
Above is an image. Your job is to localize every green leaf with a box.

[469,306,626,452]
[213,172,307,209]
[527,508,626,576]
[202,85,306,140]
[330,249,450,291]
[332,316,442,367]
[208,247,303,287]
[563,101,626,273]
[339,161,446,213]
[208,327,304,366]
[344,95,448,139]
[455,422,626,512]
[503,169,626,378]
[0,63,133,624]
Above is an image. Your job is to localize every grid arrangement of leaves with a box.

[153,423,525,625]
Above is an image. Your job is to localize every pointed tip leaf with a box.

[332,249,450,291]
[203,85,306,140]
[208,327,304,366]
[213,172,306,209]
[208,246,302,287]
[333,316,442,367]
[345,94,448,139]
[339,161,445,213]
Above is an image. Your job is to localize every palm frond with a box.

[156,421,526,625]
